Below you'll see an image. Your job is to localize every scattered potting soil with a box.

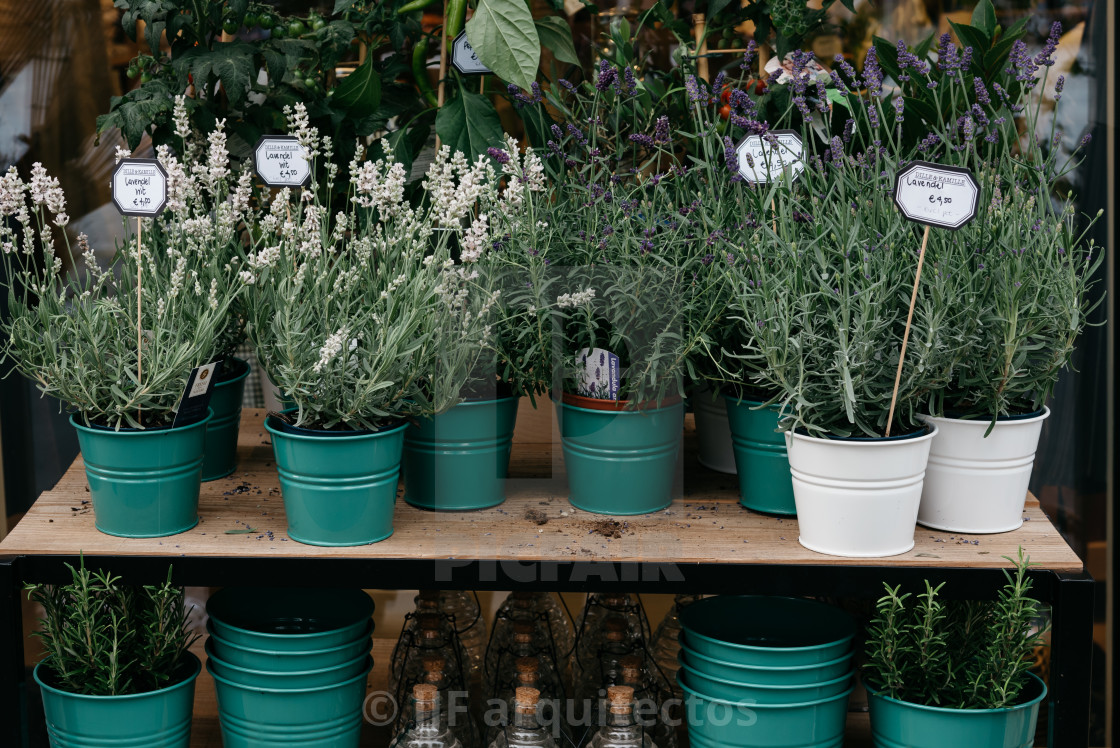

[524,509,549,525]
[589,519,627,539]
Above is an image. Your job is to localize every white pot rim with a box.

[920,406,1050,428]
[788,422,938,447]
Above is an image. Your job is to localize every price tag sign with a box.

[577,347,620,401]
[172,361,221,428]
[254,135,311,187]
[111,158,168,217]
[451,31,490,76]
[734,130,804,184]
[893,161,979,230]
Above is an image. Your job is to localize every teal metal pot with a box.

[680,596,856,667]
[866,673,1047,748]
[202,357,250,481]
[34,653,200,748]
[724,395,795,515]
[403,396,519,510]
[677,658,853,704]
[206,588,374,652]
[206,620,373,671]
[265,413,407,546]
[205,639,368,689]
[557,395,684,515]
[208,657,371,726]
[218,712,362,747]
[680,673,851,748]
[70,411,211,538]
[679,634,852,686]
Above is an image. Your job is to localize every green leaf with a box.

[534,17,578,65]
[707,0,734,20]
[174,41,257,108]
[826,87,851,112]
[332,58,381,119]
[466,0,540,91]
[949,22,991,58]
[913,31,936,60]
[334,0,358,13]
[435,85,505,162]
[970,0,996,38]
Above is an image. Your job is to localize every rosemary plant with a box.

[865,548,1045,709]
[28,561,198,696]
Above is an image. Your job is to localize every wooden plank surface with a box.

[0,409,1083,572]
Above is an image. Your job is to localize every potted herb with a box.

[242,113,497,544]
[28,561,201,748]
[869,14,1106,533]
[0,162,239,537]
[864,550,1048,747]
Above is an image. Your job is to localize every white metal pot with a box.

[693,388,736,474]
[917,407,1049,533]
[785,424,937,558]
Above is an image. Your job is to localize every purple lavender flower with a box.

[1079,132,1093,149]
[892,95,905,123]
[815,77,830,112]
[685,75,707,104]
[936,33,961,74]
[713,71,727,94]
[828,136,844,162]
[960,46,973,71]
[741,39,758,69]
[629,133,655,148]
[1007,40,1039,82]
[653,115,670,144]
[833,54,860,88]
[1035,21,1062,67]
[702,253,714,265]
[842,118,855,143]
[722,136,737,171]
[1054,75,1065,102]
[558,78,575,92]
[487,147,511,164]
[615,66,637,98]
[566,124,587,145]
[508,81,543,108]
[639,239,653,254]
[974,77,991,106]
[862,47,884,97]
[897,39,931,80]
[959,115,974,142]
[595,59,617,92]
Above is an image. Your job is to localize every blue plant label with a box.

[111,158,168,217]
[254,135,311,187]
[452,31,490,75]
[893,161,979,230]
[173,361,221,428]
[577,347,620,400]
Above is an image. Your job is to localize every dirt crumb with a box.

[590,520,625,539]
[524,509,549,525]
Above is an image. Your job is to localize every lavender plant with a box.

[241,106,504,431]
[865,549,1045,709]
[0,161,240,429]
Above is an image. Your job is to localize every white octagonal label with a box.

[893,161,979,230]
[255,135,311,187]
[452,31,490,76]
[735,130,804,184]
[111,158,168,217]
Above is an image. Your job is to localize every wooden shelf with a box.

[0,409,1081,572]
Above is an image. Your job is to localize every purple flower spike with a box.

[741,39,758,69]
[1054,75,1065,102]
[487,147,511,164]
[974,77,991,106]
[596,59,617,92]
[1035,21,1062,68]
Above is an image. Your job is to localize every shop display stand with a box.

[0,409,1093,747]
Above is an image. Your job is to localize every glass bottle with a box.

[487,687,557,748]
[577,616,642,704]
[487,621,566,700]
[572,594,648,689]
[488,592,574,687]
[392,613,469,707]
[586,686,656,748]
[414,590,486,683]
[617,656,675,748]
[392,684,464,748]
[649,594,701,698]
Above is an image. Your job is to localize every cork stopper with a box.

[422,656,446,682]
[513,621,535,643]
[620,655,642,683]
[605,616,627,642]
[514,687,540,714]
[418,613,441,640]
[607,685,634,714]
[510,591,532,609]
[515,656,539,674]
[602,594,627,607]
[413,683,438,708]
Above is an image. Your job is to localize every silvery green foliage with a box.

[242,112,505,431]
[0,154,241,429]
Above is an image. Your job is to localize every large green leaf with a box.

[174,42,257,108]
[435,86,505,162]
[970,0,996,38]
[466,0,540,91]
[535,16,578,66]
[949,22,991,58]
[333,58,382,119]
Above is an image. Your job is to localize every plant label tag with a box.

[111,158,168,217]
[173,361,221,428]
[254,135,311,187]
[734,130,804,183]
[577,347,620,400]
[893,161,979,230]
[452,31,490,75]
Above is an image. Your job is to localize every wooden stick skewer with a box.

[435,0,449,150]
[885,224,930,437]
[692,14,709,82]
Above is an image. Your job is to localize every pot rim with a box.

[921,406,1051,427]
[788,422,938,446]
[557,390,683,413]
[33,651,201,701]
[205,619,374,657]
[677,653,854,691]
[206,655,372,694]
[204,637,369,677]
[206,588,374,641]
[215,356,252,385]
[264,412,408,441]
[678,671,854,709]
[863,671,1047,715]
[679,636,853,673]
[681,596,857,653]
[70,409,214,434]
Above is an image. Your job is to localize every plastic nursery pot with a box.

[34,652,200,748]
[202,357,251,482]
[206,620,373,672]
[679,672,851,748]
[556,393,684,515]
[70,410,212,538]
[679,596,856,667]
[205,639,369,689]
[866,672,1047,748]
[678,635,853,686]
[402,395,520,510]
[917,408,1049,534]
[206,587,375,652]
[723,395,795,515]
[207,656,371,727]
[785,424,938,558]
[677,656,852,704]
[693,387,736,474]
[265,411,407,546]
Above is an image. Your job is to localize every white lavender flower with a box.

[557,288,596,308]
